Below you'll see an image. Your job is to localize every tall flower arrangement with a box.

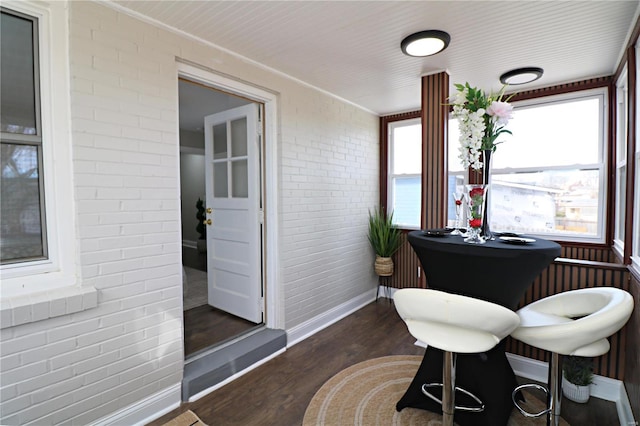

[451,83,514,170]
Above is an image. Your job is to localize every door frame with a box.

[177,61,283,331]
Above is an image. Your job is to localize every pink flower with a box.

[487,101,513,125]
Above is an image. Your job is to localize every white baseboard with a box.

[286,287,377,347]
[90,383,181,426]
[377,285,398,301]
[506,353,636,426]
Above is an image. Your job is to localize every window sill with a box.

[0,285,97,329]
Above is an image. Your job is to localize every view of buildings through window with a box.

[449,92,605,241]
[389,90,606,242]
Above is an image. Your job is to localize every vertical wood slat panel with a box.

[421,72,449,230]
[506,260,630,380]
[389,232,423,289]
[625,272,640,420]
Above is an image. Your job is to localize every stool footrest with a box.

[512,383,550,418]
[421,383,485,413]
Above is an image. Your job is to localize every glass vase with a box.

[464,184,489,244]
[481,149,493,240]
[451,191,465,235]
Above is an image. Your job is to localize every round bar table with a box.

[396,230,561,426]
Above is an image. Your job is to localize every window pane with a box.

[1,10,38,135]
[213,123,227,159]
[231,159,248,198]
[490,169,600,236]
[392,123,421,174]
[391,176,420,227]
[492,98,601,169]
[230,117,247,157]
[616,165,626,241]
[448,119,464,172]
[0,143,45,262]
[214,162,228,197]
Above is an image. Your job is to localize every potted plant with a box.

[367,207,403,276]
[562,356,594,403]
[196,198,207,253]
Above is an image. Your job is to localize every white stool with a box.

[394,288,520,426]
[510,287,634,426]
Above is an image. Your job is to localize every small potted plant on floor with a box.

[367,207,403,276]
[196,198,207,253]
[562,356,594,403]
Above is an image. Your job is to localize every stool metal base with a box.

[422,383,485,412]
[422,351,485,426]
[511,352,563,426]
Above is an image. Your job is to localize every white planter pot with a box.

[562,376,590,403]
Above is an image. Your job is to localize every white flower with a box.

[452,83,513,171]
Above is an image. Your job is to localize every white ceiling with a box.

[113,1,639,116]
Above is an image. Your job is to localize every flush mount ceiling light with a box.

[499,67,544,85]
[401,30,451,57]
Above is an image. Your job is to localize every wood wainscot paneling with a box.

[560,243,615,263]
[506,259,630,380]
[387,232,423,289]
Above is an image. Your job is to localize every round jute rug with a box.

[303,355,568,426]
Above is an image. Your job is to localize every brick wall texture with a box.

[0,1,379,424]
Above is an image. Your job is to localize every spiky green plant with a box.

[563,356,594,386]
[367,207,402,257]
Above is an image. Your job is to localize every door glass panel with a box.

[231,159,248,198]
[1,11,38,135]
[213,123,227,160]
[231,117,248,157]
[214,162,228,197]
[0,143,44,262]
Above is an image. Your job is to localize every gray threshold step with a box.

[182,327,287,401]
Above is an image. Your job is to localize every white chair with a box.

[510,287,634,426]
[394,288,520,426]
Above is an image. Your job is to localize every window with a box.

[448,119,466,228]
[614,67,628,253]
[1,7,47,264]
[387,119,421,228]
[0,1,78,298]
[633,42,640,271]
[448,89,608,243]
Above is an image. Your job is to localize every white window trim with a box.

[387,118,421,229]
[492,88,609,244]
[613,66,628,258]
[631,40,640,274]
[0,1,95,328]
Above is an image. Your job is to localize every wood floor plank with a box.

[153,300,619,426]
[184,305,258,357]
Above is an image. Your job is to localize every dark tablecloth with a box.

[396,230,561,426]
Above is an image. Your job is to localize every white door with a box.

[204,104,263,324]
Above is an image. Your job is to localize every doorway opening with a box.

[178,78,264,359]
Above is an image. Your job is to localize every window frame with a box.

[1,6,49,264]
[631,40,640,272]
[614,67,629,256]
[387,117,422,229]
[0,1,78,298]
[449,88,609,244]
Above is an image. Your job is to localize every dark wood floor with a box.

[184,305,259,357]
[154,300,619,426]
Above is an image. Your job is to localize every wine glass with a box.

[451,192,465,235]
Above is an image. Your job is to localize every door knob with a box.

[206,208,212,214]
[204,219,212,225]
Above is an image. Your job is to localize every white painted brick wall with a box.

[0,1,379,424]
